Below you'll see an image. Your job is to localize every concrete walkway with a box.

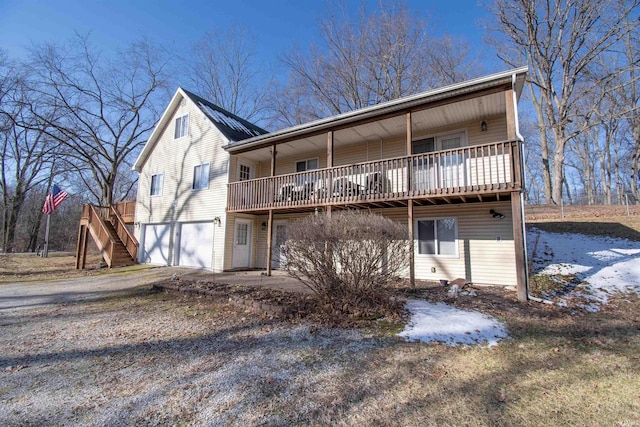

[0,267,309,312]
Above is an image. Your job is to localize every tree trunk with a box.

[528,84,553,203]
[632,124,640,204]
[551,132,566,205]
[2,191,26,253]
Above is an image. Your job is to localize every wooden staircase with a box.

[76,201,138,269]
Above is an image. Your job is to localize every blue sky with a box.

[0,0,498,70]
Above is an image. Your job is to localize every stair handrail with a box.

[108,205,139,261]
[86,204,116,267]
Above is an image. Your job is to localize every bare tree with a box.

[487,0,640,204]
[23,34,170,205]
[269,2,478,126]
[0,76,57,253]
[185,27,272,124]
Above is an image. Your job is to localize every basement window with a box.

[416,217,458,256]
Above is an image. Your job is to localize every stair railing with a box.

[108,205,139,261]
[85,204,116,267]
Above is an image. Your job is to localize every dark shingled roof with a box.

[182,89,268,142]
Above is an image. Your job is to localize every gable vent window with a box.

[192,163,210,190]
[174,114,189,139]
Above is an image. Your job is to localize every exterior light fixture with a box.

[490,209,504,219]
[481,120,488,132]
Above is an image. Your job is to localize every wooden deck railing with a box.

[228,140,522,212]
[113,200,136,223]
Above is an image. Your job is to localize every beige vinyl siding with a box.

[468,114,508,145]
[253,150,328,179]
[374,202,516,286]
[247,200,517,286]
[408,201,516,286]
[135,95,229,271]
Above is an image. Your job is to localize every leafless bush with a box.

[282,211,410,315]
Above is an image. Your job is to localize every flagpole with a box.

[43,213,51,258]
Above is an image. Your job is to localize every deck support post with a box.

[511,191,528,302]
[75,224,88,270]
[408,199,415,288]
[266,209,274,276]
[406,112,415,287]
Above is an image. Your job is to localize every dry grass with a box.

[526,204,640,241]
[2,281,638,426]
[0,252,151,283]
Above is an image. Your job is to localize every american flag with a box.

[42,184,68,214]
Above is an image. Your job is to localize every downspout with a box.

[512,73,553,305]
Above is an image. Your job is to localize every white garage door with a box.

[142,223,171,265]
[178,222,214,269]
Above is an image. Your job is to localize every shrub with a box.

[282,211,410,316]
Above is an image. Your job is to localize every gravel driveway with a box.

[0,269,391,426]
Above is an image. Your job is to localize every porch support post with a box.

[270,145,277,176]
[327,130,334,217]
[505,88,516,140]
[266,209,274,276]
[266,144,276,276]
[511,191,528,302]
[408,199,415,288]
[406,111,413,196]
[406,112,412,154]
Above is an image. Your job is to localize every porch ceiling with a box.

[239,91,507,163]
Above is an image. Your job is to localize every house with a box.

[132,67,529,301]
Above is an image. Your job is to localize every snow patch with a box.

[398,300,509,347]
[199,103,262,137]
[528,228,640,309]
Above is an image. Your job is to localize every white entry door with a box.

[142,223,171,265]
[271,221,288,269]
[178,222,214,269]
[232,219,252,268]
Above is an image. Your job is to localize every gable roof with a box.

[132,87,267,172]
[224,66,528,154]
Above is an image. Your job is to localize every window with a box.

[192,163,210,190]
[239,163,252,181]
[236,223,248,245]
[296,158,318,172]
[150,173,163,196]
[412,132,466,153]
[416,217,458,256]
[174,114,189,139]
[412,137,435,154]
